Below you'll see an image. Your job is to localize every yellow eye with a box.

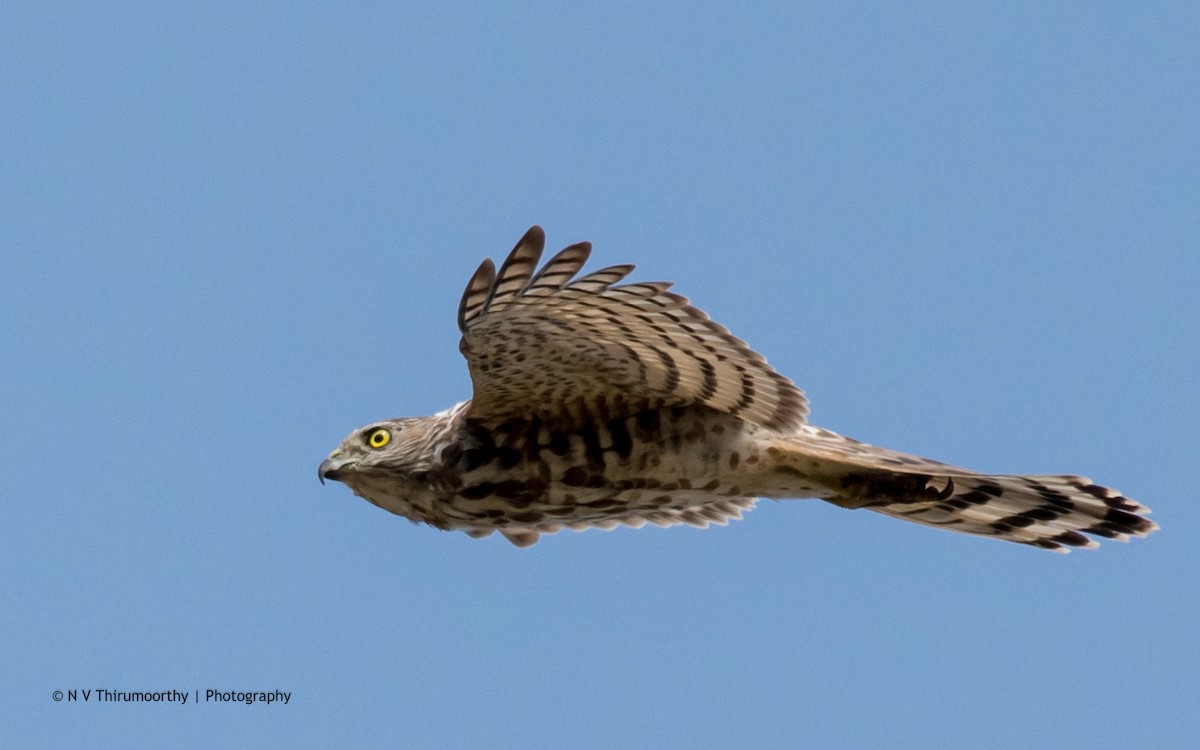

[366,428,391,449]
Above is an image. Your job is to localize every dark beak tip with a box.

[318,458,336,485]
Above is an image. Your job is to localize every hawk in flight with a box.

[319,227,1158,552]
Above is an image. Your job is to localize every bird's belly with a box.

[440,407,764,528]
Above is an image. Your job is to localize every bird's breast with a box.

[436,407,759,527]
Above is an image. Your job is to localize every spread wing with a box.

[457,226,808,430]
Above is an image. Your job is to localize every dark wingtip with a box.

[457,257,497,331]
[521,225,546,247]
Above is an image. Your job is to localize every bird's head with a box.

[319,418,440,493]
[318,403,470,519]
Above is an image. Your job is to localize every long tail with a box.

[767,428,1159,553]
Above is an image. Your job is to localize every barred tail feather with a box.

[772,430,1159,553]
[865,473,1158,553]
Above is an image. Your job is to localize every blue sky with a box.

[4,2,1198,747]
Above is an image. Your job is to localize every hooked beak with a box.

[318,454,356,485]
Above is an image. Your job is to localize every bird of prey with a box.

[319,226,1158,552]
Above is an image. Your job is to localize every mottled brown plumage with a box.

[319,226,1158,552]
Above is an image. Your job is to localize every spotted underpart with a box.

[319,226,1159,553]
[334,402,768,548]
